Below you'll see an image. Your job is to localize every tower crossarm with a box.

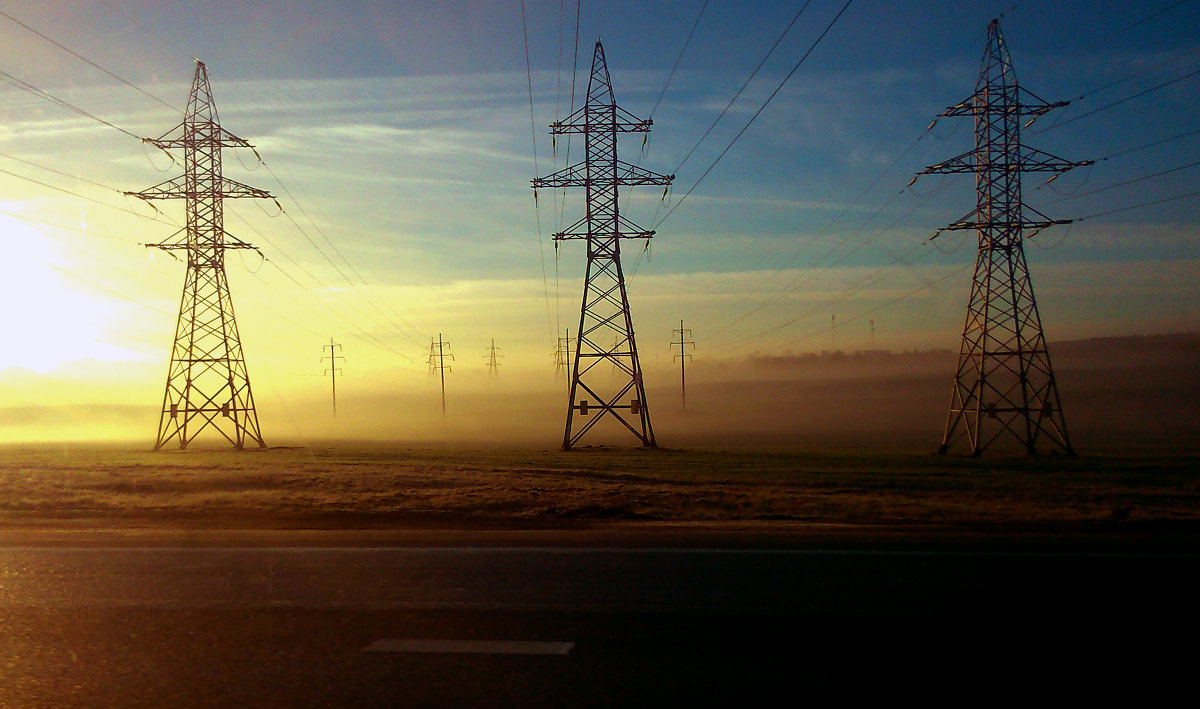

[143,126,259,151]
[146,235,260,251]
[938,93,1069,120]
[531,160,672,189]
[550,105,652,134]
[551,213,655,241]
[918,146,1090,176]
[934,205,1073,236]
[125,176,273,201]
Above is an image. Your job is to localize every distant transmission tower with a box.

[129,61,271,450]
[430,333,453,417]
[322,338,344,415]
[532,41,673,450]
[915,19,1087,456]
[552,329,572,379]
[426,337,438,374]
[672,320,694,409]
[484,338,502,375]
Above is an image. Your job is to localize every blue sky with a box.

[0,0,1196,415]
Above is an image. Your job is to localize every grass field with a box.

[1,442,1196,533]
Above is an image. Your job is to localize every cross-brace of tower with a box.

[532,41,673,450]
[915,19,1088,456]
[129,61,272,450]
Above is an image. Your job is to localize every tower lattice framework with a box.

[130,61,272,450]
[533,41,673,450]
[917,19,1087,456]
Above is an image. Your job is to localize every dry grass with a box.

[0,442,1197,531]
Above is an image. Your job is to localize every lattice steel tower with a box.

[916,19,1086,456]
[129,61,272,450]
[532,41,673,450]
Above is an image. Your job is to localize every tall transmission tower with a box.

[915,19,1087,456]
[128,61,272,450]
[672,320,695,409]
[552,329,572,379]
[430,333,453,417]
[322,338,344,415]
[532,41,674,450]
[484,338,502,375]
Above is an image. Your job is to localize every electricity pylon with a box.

[532,41,673,450]
[129,61,271,450]
[915,19,1087,456]
[430,333,453,417]
[322,338,344,415]
[552,329,572,379]
[672,320,694,409]
[484,338,502,375]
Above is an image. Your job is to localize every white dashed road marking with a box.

[364,639,574,655]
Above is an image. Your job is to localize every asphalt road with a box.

[1,528,1195,707]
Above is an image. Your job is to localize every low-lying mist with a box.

[1,334,1194,453]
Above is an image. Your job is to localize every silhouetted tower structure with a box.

[129,61,272,450]
[915,19,1086,456]
[532,41,674,450]
[672,320,694,409]
[430,333,453,417]
[485,338,502,375]
[322,338,344,415]
[426,337,438,374]
[552,329,572,379]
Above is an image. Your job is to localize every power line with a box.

[0,9,426,356]
[521,0,555,338]
[1075,188,1200,221]
[0,68,144,141]
[0,164,178,227]
[665,0,813,180]
[760,263,968,356]
[258,160,424,348]
[654,0,856,229]
[1097,126,1200,161]
[0,148,137,195]
[1039,65,1200,132]
[1043,158,1200,205]
[0,7,176,110]
[648,0,711,118]
[95,0,197,62]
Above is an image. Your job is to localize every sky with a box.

[0,0,1196,437]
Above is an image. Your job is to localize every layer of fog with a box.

[1,334,1194,454]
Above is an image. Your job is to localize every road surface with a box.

[1,527,1195,706]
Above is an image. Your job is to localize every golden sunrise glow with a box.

[0,212,136,372]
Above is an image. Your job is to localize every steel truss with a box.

[917,19,1088,456]
[129,61,272,450]
[533,41,673,450]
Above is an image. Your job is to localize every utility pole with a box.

[484,338,501,375]
[869,318,876,350]
[322,338,344,415]
[430,333,453,417]
[914,18,1086,456]
[532,41,673,450]
[672,321,695,409]
[426,337,438,374]
[128,61,271,450]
